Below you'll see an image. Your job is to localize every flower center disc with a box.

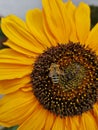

[58,62,86,91]
[31,43,98,117]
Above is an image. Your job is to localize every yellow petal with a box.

[64,117,71,130]
[65,1,78,42]
[0,91,37,127]
[93,103,98,123]
[20,83,33,92]
[26,9,52,48]
[79,111,98,130]
[0,48,34,65]
[75,2,90,43]
[4,40,39,58]
[18,105,48,130]
[69,116,80,130]
[0,63,32,80]
[52,116,65,130]
[0,75,31,94]
[85,23,98,53]
[44,112,55,130]
[42,0,71,43]
[1,15,44,54]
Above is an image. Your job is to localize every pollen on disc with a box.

[31,43,98,117]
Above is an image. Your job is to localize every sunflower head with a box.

[32,42,98,117]
[0,0,98,130]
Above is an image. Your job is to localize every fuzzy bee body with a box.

[50,73,60,84]
[49,63,64,84]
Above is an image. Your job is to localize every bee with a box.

[49,63,64,84]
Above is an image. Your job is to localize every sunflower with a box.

[0,0,98,130]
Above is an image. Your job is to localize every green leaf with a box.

[3,126,18,130]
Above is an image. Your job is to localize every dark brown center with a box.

[31,42,98,117]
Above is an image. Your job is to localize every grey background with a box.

[0,0,98,19]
